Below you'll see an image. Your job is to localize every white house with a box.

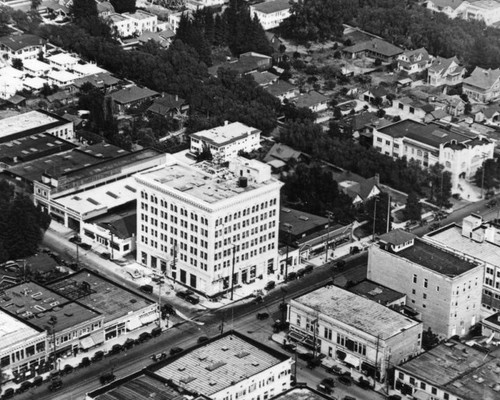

[250,0,292,30]
[0,34,46,65]
[397,48,432,74]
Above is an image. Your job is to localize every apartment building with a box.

[288,285,422,381]
[108,10,158,38]
[190,121,261,161]
[368,230,483,338]
[250,0,292,30]
[134,155,282,298]
[425,214,500,314]
[0,34,46,65]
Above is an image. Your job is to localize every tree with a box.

[428,164,452,208]
[195,143,213,162]
[110,0,135,13]
[11,58,23,70]
[71,0,97,22]
[365,192,392,236]
[403,192,422,222]
[474,159,499,191]
[30,0,41,11]
[422,327,440,351]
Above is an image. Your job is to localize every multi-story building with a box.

[394,339,499,400]
[107,10,158,38]
[368,229,483,338]
[249,0,292,30]
[190,121,261,161]
[372,119,494,190]
[425,214,500,314]
[47,53,79,71]
[463,66,500,102]
[427,56,465,87]
[86,330,294,400]
[134,155,283,297]
[288,285,423,381]
[0,34,46,65]
[397,48,432,75]
[425,0,465,19]
[0,310,47,383]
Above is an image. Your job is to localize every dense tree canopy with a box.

[0,181,51,262]
[474,159,500,191]
[110,0,135,14]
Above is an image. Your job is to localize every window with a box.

[420,382,426,390]
[424,278,428,288]
[413,274,417,284]
[324,327,332,340]
[431,387,437,395]
[423,293,427,299]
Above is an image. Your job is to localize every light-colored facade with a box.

[425,0,465,19]
[397,48,432,74]
[425,214,500,314]
[190,121,261,161]
[134,155,282,297]
[288,285,422,381]
[108,10,158,38]
[0,34,46,65]
[47,53,79,71]
[427,56,465,87]
[250,0,292,30]
[463,66,500,102]
[373,119,495,191]
[368,230,483,338]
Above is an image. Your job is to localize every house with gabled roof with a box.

[425,0,465,19]
[474,103,500,124]
[427,56,465,87]
[250,0,292,30]
[339,175,382,206]
[463,67,500,103]
[147,93,189,118]
[361,86,389,104]
[108,85,160,114]
[292,90,329,113]
[0,34,46,65]
[343,38,403,62]
[397,48,432,74]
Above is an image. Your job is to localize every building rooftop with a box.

[0,309,42,348]
[135,156,280,208]
[464,66,500,90]
[0,110,70,142]
[46,70,78,83]
[279,207,328,237]
[53,176,138,219]
[0,132,76,166]
[344,38,403,57]
[398,340,500,400]
[428,56,463,75]
[0,282,100,332]
[379,229,416,246]
[428,0,464,10]
[349,280,405,306]
[0,34,44,51]
[72,63,106,76]
[124,9,155,20]
[251,0,291,14]
[248,71,278,86]
[263,79,297,97]
[293,285,420,340]
[73,72,120,89]
[147,94,186,115]
[151,332,290,396]
[425,222,500,267]
[273,387,331,400]
[191,122,260,147]
[87,204,137,239]
[48,269,154,323]
[470,0,500,10]
[293,91,329,109]
[109,85,159,105]
[47,53,80,66]
[23,59,51,72]
[391,237,480,277]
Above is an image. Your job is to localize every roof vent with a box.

[298,216,309,221]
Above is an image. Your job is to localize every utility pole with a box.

[481,153,487,199]
[230,244,236,301]
[325,211,334,263]
[374,334,380,383]
[386,194,391,233]
[312,317,318,359]
[284,226,292,281]
[372,197,379,241]
[109,232,114,260]
[157,277,162,329]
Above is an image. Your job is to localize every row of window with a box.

[398,372,452,400]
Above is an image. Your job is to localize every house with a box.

[425,0,465,19]
[287,285,422,381]
[46,70,78,87]
[96,1,115,17]
[397,48,432,74]
[339,174,381,206]
[22,58,51,77]
[263,79,298,103]
[343,38,403,62]
[137,29,175,48]
[425,215,500,313]
[293,91,329,113]
[147,93,189,118]
[0,34,46,65]
[348,280,407,308]
[368,229,483,338]
[427,56,465,87]
[266,32,286,63]
[392,96,435,121]
[394,340,500,400]
[373,119,495,190]
[249,0,292,30]
[481,311,500,339]
[439,94,466,116]
[474,103,500,124]
[247,71,279,87]
[459,0,500,25]
[108,85,160,113]
[338,112,392,143]
[463,66,500,103]
[209,52,272,77]
[122,10,158,35]
[361,86,389,105]
[263,143,307,165]
[47,53,79,70]
[72,72,120,92]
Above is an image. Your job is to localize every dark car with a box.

[69,236,80,243]
[316,383,333,395]
[100,373,116,385]
[253,295,264,304]
[328,365,343,375]
[176,290,200,304]
[338,375,352,386]
[296,268,306,278]
[197,336,210,344]
[139,284,154,294]
[139,332,152,342]
[162,303,175,315]
[350,246,361,255]
[264,281,276,290]
[79,357,91,368]
[286,272,297,281]
[487,199,497,208]
[62,364,74,375]
[91,351,104,362]
[170,347,183,356]
[387,396,402,400]
[2,388,14,398]
[100,252,110,260]
[343,396,356,400]
[16,381,32,393]
[304,265,314,274]
[336,260,346,268]
[257,312,269,320]
[78,242,92,251]
[48,380,63,392]
[109,344,123,355]
[282,343,296,352]
[33,376,44,387]
[321,377,336,388]
[357,377,372,390]
[151,326,162,337]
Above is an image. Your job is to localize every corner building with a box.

[134,155,283,297]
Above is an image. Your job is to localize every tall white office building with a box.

[134,155,283,297]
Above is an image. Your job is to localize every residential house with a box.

[459,0,500,25]
[209,52,272,77]
[96,1,115,17]
[372,119,495,190]
[266,32,286,63]
[481,312,500,339]
[137,29,175,49]
[46,70,78,87]
[108,85,160,114]
[338,112,392,144]
[427,56,465,87]
[23,59,51,77]
[368,230,483,338]
[147,93,189,118]
[247,71,279,87]
[397,48,433,74]
[463,66,500,102]
[0,34,46,65]
[249,0,292,30]
[474,103,500,124]
[72,73,120,92]
[338,175,381,206]
[425,0,465,19]
[361,86,389,105]
[439,94,466,116]
[392,96,435,121]
[293,91,329,113]
[47,53,79,71]
[343,38,403,62]
[108,10,157,38]
[263,143,307,165]
[288,285,422,381]
[263,79,298,103]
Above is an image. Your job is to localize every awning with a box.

[140,312,158,325]
[413,390,431,400]
[80,336,95,350]
[343,353,360,368]
[2,369,13,380]
[127,317,141,331]
[91,331,104,345]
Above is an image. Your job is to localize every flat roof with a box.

[0,282,100,332]
[88,206,137,239]
[393,238,479,277]
[279,207,328,236]
[293,285,420,340]
[0,132,76,166]
[136,157,278,206]
[349,280,405,306]
[0,310,42,348]
[48,269,153,323]
[47,70,78,82]
[72,63,106,76]
[191,122,260,147]
[23,59,51,72]
[47,53,80,65]
[151,332,289,395]
[273,387,331,400]
[251,0,291,14]
[425,223,500,267]
[54,176,138,218]
[0,110,67,140]
[398,341,498,400]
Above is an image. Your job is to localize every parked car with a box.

[2,388,15,398]
[296,268,306,278]
[78,242,92,251]
[62,364,74,375]
[304,265,314,274]
[162,303,175,315]
[79,357,91,368]
[264,281,276,290]
[343,396,356,400]
[282,343,296,352]
[151,352,167,362]
[197,336,210,344]
[387,395,402,400]
[487,199,497,208]
[176,290,200,304]
[91,351,104,362]
[100,373,116,385]
[350,246,361,255]
[357,377,372,390]
[316,383,333,395]
[321,377,336,388]
[170,347,183,356]
[286,272,297,281]
[139,332,152,342]
[253,295,264,304]
[33,376,44,387]
[139,284,154,294]
[336,260,346,268]
[327,365,343,375]
[48,380,63,392]
[257,312,269,320]
[100,252,110,260]
[109,344,123,355]
[151,326,162,337]
[69,236,80,243]
[16,381,32,393]
[338,375,352,386]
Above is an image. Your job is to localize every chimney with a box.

[224,120,229,126]
[374,173,380,185]
[175,94,178,101]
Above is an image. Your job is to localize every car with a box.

[387,395,402,400]
[257,312,269,320]
[151,352,167,362]
[91,351,104,362]
[79,357,91,368]
[336,260,346,268]
[170,347,183,356]
[327,365,343,375]
[139,332,152,342]
[350,246,361,255]
[197,336,210,344]
[62,364,74,375]
[2,388,14,398]
[487,199,497,208]
[124,338,135,349]
[176,290,200,304]
[304,265,314,274]
[78,242,92,251]
[100,373,116,385]
[296,268,306,278]
[253,295,264,304]
[338,375,352,386]
[139,284,154,294]
[282,343,296,352]
[33,376,44,387]
[69,236,80,243]
[151,326,162,337]
[286,272,297,281]
[100,252,110,260]
[343,397,356,400]
[16,381,32,393]
[264,281,276,290]
[316,383,333,395]
[357,377,372,390]
[109,344,123,355]
[48,380,63,392]
[321,377,336,388]
[162,303,175,315]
